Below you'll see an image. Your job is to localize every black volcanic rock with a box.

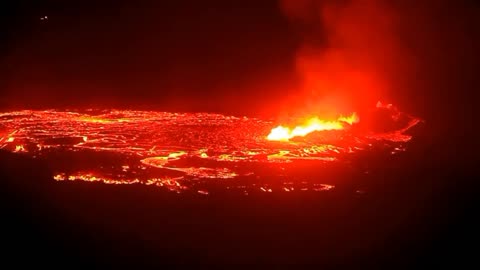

[0,148,474,267]
[0,151,84,266]
[0,151,54,207]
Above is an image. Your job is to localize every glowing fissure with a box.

[54,173,188,192]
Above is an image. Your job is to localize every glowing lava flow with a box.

[0,106,421,194]
[267,113,359,141]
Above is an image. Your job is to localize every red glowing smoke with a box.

[279,0,405,116]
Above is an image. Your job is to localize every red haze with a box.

[279,0,406,117]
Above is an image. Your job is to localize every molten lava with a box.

[0,105,420,194]
[267,113,359,141]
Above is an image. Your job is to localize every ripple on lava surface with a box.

[0,108,422,194]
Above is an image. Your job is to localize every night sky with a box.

[1,1,298,114]
[1,0,478,124]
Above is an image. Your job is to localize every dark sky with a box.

[1,0,300,114]
[1,0,478,123]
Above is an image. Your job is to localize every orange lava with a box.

[0,106,421,194]
[267,113,359,141]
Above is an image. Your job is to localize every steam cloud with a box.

[279,0,404,116]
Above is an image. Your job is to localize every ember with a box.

[0,105,421,194]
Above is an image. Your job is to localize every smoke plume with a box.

[279,0,404,117]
